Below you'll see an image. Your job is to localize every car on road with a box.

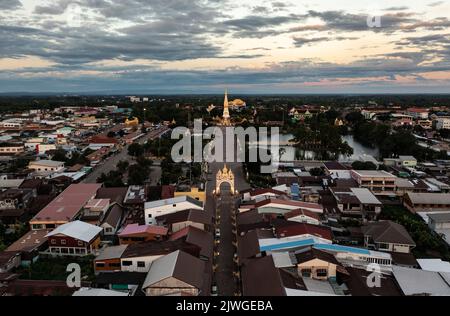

[211,285,218,296]
[215,229,221,238]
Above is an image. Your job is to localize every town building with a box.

[383,156,418,168]
[119,224,168,244]
[28,160,65,173]
[144,196,203,225]
[361,221,416,254]
[94,245,128,274]
[435,118,450,130]
[330,187,382,219]
[46,221,103,256]
[155,209,213,233]
[0,143,24,155]
[174,186,206,203]
[295,248,343,281]
[406,108,429,120]
[403,192,450,213]
[350,170,397,194]
[30,183,102,230]
[142,250,206,296]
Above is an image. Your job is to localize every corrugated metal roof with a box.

[46,220,102,243]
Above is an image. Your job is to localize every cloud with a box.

[0,0,22,10]
[293,36,358,47]
[0,1,450,93]
[2,52,450,93]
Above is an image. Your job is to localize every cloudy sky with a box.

[0,0,450,94]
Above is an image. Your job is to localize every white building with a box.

[435,118,450,130]
[144,196,203,225]
[28,160,65,173]
[0,143,24,155]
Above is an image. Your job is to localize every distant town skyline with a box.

[1,0,450,93]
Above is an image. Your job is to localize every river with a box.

[253,133,379,162]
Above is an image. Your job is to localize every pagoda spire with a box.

[222,89,231,125]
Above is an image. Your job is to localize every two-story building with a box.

[350,170,397,195]
[144,196,203,225]
[46,221,103,256]
[0,143,24,155]
[28,160,65,173]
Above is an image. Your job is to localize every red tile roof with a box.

[273,221,333,241]
[90,136,118,144]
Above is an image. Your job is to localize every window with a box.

[51,239,56,245]
[173,204,177,207]
[96,263,105,268]
[105,227,113,233]
[137,261,146,268]
[301,269,312,278]
[316,269,328,277]
[122,261,132,267]
[148,214,152,218]
[109,263,121,268]
[378,243,390,250]
[61,239,67,245]
[78,241,83,246]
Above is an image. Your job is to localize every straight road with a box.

[83,126,169,183]
[204,127,251,296]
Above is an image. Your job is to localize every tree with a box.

[310,167,325,176]
[352,161,377,170]
[345,111,365,125]
[128,164,150,185]
[107,131,116,138]
[117,160,129,172]
[51,149,68,162]
[97,171,124,187]
[128,143,144,157]
[136,156,153,170]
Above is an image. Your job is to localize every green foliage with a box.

[291,120,353,160]
[0,222,29,249]
[16,256,95,282]
[310,167,325,176]
[345,111,365,125]
[160,159,183,185]
[380,206,450,260]
[144,138,177,158]
[352,161,378,170]
[7,158,30,173]
[136,156,153,169]
[354,121,447,161]
[97,170,125,187]
[117,160,130,172]
[128,143,144,157]
[128,163,151,185]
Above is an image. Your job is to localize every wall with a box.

[172,221,204,233]
[145,277,198,296]
[297,259,337,280]
[120,255,163,273]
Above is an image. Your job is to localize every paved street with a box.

[83,126,169,183]
[204,127,251,296]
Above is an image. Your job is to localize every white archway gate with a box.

[216,165,235,195]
